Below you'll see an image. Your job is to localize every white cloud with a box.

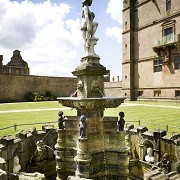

[0,0,82,76]
[105,0,123,44]
[106,26,122,43]
[106,0,122,24]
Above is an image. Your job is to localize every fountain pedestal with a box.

[56,50,129,179]
[72,55,109,99]
[74,138,91,178]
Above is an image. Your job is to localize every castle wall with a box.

[0,74,77,101]
[104,81,122,97]
[122,0,180,99]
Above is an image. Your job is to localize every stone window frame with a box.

[138,91,143,97]
[154,90,161,97]
[175,90,180,97]
[174,56,180,70]
[161,20,176,39]
[153,59,163,72]
[166,0,171,12]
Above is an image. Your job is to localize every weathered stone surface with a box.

[0,73,76,101]
[0,169,7,180]
[19,172,45,180]
[0,158,6,171]
[58,97,125,111]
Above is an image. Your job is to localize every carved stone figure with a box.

[117,111,125,131]
[79,115,87,138]
[81,0,98,54]
[13,155,21,174]
[161,153,170,173]
[58,111,65,129]
[77,80,84,91]
[145,148,154,164]
[34,140,47,163]
[91,79,100,92]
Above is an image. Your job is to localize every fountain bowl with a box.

[57,97,125,111]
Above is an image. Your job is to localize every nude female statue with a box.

[81,0,98,54]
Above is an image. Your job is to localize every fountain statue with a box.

[56,0,128,179]
[79,115,87,138]
[81,0,98,56]
[117,111,125,131]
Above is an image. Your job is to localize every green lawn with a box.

[0,101,179,137]
[0,101,61,111]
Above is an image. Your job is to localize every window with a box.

[154,59,162,72]
[164,27,173,43]
[166,0,171,11]
[175,90,180,97]
[138,91,143,96]
[174,57,180,70]
[125,21,127,31]
[154,90,161,97]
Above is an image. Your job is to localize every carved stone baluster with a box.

[55,129,66,180]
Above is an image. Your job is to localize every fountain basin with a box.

[57,97,125,111]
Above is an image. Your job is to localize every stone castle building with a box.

[122,0,180,100]
[0,50,29,75]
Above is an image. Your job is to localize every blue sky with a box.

[0,0,122,80]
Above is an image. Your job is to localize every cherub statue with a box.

[79,115,87,138]
[58,111,65,129]
[117,111,125,131]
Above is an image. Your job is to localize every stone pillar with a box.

[55,129,66,180]
[153,129,166,163]
[139,144,144,161]
[74,138,91,179]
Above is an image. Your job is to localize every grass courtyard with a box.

[0,100,179,137]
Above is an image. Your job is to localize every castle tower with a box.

[6,50,30,75]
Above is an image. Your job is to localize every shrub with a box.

[24,92,34,102]
[23,91,57,102]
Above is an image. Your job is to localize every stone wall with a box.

[0,74,77,101]
[0,125,57,180]
[0,122,179,179]
[126,124,180,179]
[104,81,122,97]
[0,73,123,102]
[122,0,180,99]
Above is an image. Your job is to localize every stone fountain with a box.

[56,0,128,179]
